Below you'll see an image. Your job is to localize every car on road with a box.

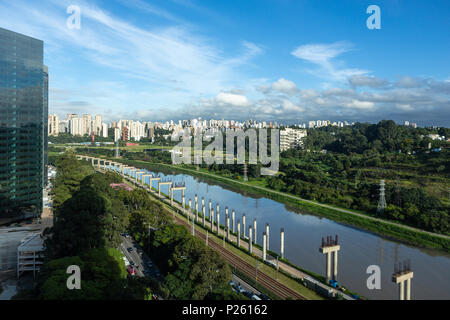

[129,260,135,266]
[127,247,134,252]
[127,265,136,276]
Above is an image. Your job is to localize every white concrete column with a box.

[232,210,235,233]
[266,223,270,251]
[210,208,214,231]
[237,220,241,247]
[189,199,192,220]
[216,210,220,235]
[209,200,212,221]
[182,195,186,214]
[280,228,285,259]
[226,217,230,241]
[262,232,267,261]
[326,252,331,283]
[399,281,405,300]
[242,214,246,238]
[249,227,253,254]
[333,251,338,281]
[195,194,198,222]
[253,219,257,244]
[406,279,411,300]
[202,200,206,227]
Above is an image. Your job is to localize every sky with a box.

[0,0,449,126]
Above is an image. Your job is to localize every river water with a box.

[117,165,450,300]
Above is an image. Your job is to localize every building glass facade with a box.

[0,27,46,220]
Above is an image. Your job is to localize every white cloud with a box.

[216,92,250,107]
[291,41,368,82]
[271,78,298,94]
[344,100,375,110]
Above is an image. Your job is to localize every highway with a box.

[119,235,163,281]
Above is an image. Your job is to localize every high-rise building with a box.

[280,128,307,152]
[0,28,46,220]
[43,66,48,186]
[94,114,102,135]
[82,114,92,135]
[48,113,59,136]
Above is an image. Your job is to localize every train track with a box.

[173,214,307,300]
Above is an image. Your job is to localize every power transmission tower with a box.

[377,180,387,215]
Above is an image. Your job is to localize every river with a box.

[117,165,450,300]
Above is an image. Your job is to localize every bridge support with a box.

[237,220,241,248]
[232,210,235,233]
[262,232,267,261]
[319,235,340,283]
[281,228,285,259]
[249,227,253,254]
[266,223,270,251]
[253,219,257,244]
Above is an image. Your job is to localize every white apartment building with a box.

[94,114,102,135]
[70,117,84,136]
[280,128,307,152]
[102,123,108,138]
[48,114,59,136]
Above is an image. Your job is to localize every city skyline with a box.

[0,0,449,126]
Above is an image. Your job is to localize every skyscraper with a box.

[0,28,46,220]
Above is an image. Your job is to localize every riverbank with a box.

[119,159,450,253]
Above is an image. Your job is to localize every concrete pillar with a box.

[202,200,206,227]
[191,213,195,236]
[189,199,192,220]
[266,223,270,252]
[170,188,173,205]
[237,220,241,247]
[209,200,212,221]
[249,227,253,254]
[262,232,267,261]
[182,195,186,214]
[210,208,214,231]
[216,210,220,235]
[406,278,411,300]
[326,252,331,283]
[232,210,235,233]
[399,281,404,300]
[242,214,246,238]
[333,251,338,281]
[226,217,230,241]
[280,228,285,259]
[253,219,257,244]
[195,194,198,222]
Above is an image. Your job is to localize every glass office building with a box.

[0,27,46,221]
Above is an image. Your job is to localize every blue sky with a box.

[0,0,449,125]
